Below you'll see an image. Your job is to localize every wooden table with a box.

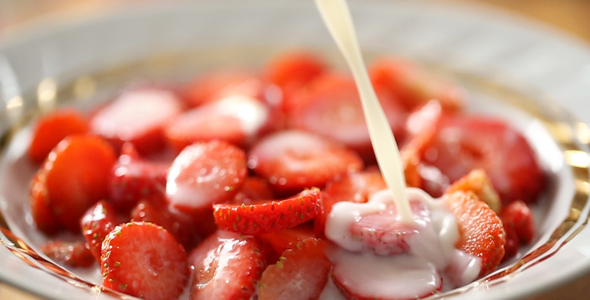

[1,0,589,299]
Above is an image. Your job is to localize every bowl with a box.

[1,1,589,299]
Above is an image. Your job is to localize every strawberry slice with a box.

[131,199,216,250]
[187,230,231,269]
[40,135,116,232]
[102,222,189,300]
[256,225,317,263]
[248,130,363,194]
[166,141,247,212]
[28,109,89,164]
[231,176,274,205]
[500,201,535,245]
[81,200,122,263]
[502,226,520,263]
[288,73,406,162]
[184,70,266,107]
[30,173,61,235]
[213,189,322,235]
[421,116,544,204]
[190,233,266,300]
[164,95,270,151]
[258,238,331,300]
[446,169,501,213]
[314,170,387,236]
[41,241,95,268]
[90,86,183,155]
[443,191,505,277]
[108,145,169,212]
[369,57,465,111]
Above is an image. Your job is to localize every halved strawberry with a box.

[443,191,505,277]
[164,95,270,151]
[41,241,95,268]
[166,141,247,212]
[502,226,519,263]
[421,116,544,204]
[231,176,274,205]
[101,222,189,300]
[256,225,317,263]
[288,73,406,162]
[41,135,116,232]
[190,233,266,300]
[108,146,169,212]
[90,86,183,155]
[314,170,387,236]
[81,200,122,263]
[258,238,331,300]
[500,201,535,245]
[187,230,232,269]
[248,130,363,194]
[446,169,501,213]
[183,70,266,107]
[369,57,465,111]
[213,189,322,235]
[30,173,61,235]
[28,109,89,164]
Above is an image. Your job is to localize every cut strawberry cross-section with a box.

[214,189,322,235]
[81,200,122,263]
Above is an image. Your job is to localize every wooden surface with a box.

[1,0,590,299]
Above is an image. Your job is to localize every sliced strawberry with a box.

[190,233,266,300]
[315,170,387,236]
[166,141,247,212]
[231,176,274,205]
[165,95,270,151]
[421,116,544,204]
[288,73,406,162]
[41,135,116,232]
[41,241,95,268]
[369,57,465,111]
[256,225,317,263]
[446,169,501,213]
[81,201,122,263]
[500,201,535,245]
[248,130,363,194]
[28,109,89,164]
[404,100,443,143]
[213,189,322,235]
[130,199,216,250]
[108,147,169,212]
[90,86,183,155]
[259,238,331,300]
[501,226,519,263]
[443,191,505,277]
[101,222,189,300]
[187,230,231,269]
[30,173,61,235]
[184,70,266,107]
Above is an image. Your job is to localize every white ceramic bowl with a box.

[1,1,590,299]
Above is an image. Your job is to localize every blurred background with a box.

[0,0,589,299]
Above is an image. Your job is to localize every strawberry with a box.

[213,189,322,235]
[130,199,216,250]
[404,100,443,143]
[183,70,266,107]
[443,191,505,277]
[446,169,501,213]
[369,57,465,111]
[30,173,61,235]
[256,225,317,263]
[41,241,95,268]
[190,233,266,300]
[108,146,169,212]
[231,176,274,205]
[314,170,387,236]
[502,226,519,263]
[258,238,331,300]
[90,86,183,155]
[420,115,545,204]
[40,135,116,232]
[500,201,535,245]
[164,95,270,151]
[187,230,231,269]
[166,141,247,212]
[28,109,89,164]
[287,73,406,162]
[101,222,189,300]
[81,201,122,263]
[248,130,363,194]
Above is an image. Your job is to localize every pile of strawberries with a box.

[27,52,543,300]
